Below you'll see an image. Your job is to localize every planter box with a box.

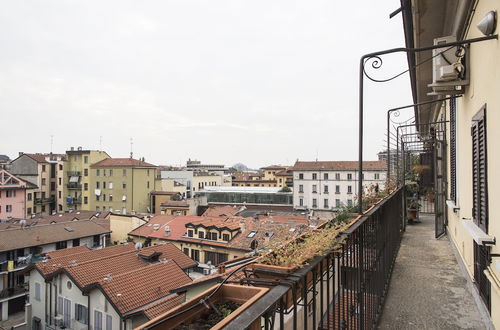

[136,284,268,330]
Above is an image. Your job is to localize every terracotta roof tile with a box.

[160,201,189,207]
[261,165,288,170]
[23,153,66,163]
[0,220,110,253]
[101,260,191,315]
[91,158,157,168]
[202,205,241,217]
[141,294,186,319]
[46,245,90,259]
[291,160,386,171]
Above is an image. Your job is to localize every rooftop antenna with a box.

[130,138,134,159]
[50,135,54,153]
[99,136,103,151]
[315,148,318,162]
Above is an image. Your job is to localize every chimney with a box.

[19,152,24,156]
[218,264,226,274]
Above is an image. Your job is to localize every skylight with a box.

[247,230,257,238]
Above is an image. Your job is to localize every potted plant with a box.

[137,284,268,330]
[407,199,421,221]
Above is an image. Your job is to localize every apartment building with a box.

[27,242,196,330]
[403,0,500,326]
[63,148,110,212]
[0,220,110,322]
[0,169,37,219]
[231,165,292,188]
[291,161,386,210]
[89,158,157,213]
[9,153,66,215]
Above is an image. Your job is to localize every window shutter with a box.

[450,98,457,202]
[471,106,488,233]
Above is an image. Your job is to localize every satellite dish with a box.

[135,242,143,251]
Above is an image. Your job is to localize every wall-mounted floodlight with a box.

[477,11,497,36]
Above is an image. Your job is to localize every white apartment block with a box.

[292,161,386,211]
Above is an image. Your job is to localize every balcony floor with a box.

[378,214,487,329]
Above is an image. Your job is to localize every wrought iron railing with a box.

[34,197,55,205]
[67,183,82,189]
[224,187,404,330]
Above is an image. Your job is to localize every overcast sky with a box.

[0,0,413,168]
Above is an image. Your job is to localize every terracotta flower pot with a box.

[136,284,268,330]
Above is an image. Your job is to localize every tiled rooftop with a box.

[101,260,191,315]
[91,158,157,168]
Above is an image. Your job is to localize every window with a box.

[75,304,88,324]
[324,199,329,208]
[335,199,340,208]
[472,106,488,232]
[103,194,106,201]
[42,165,46,172]
[198,231,204,239]
[106,315,112,330]
[58,191,61,198]
[299,184,304,193]
[122,182,127,189]
[312,173,317,180]
[34,282,41,301]
[312,185,317,193]
[94,310,103,330]
[27,207,32,214]
[335,185,340,194]
[183,248,189,255]
[56,241,67,250]
[299,198,303,206]
[450,98,457,203]
[27,193,32,201]
[73,238,80,246]
[51,182,56,191]
[41,205,46,212]
[59,164,63,171]
[223,233,230,241]
[347,173,352,180]
[109,194,113,202]
[247,231,257,238]
[312,198,317,208]
[96,169,100,176]
[109,182,113,189]
[103,181,106,189]
[6,205,12,213]
[347,186,352,194]
[347,199,353,207]
[58,177,62,185]
[84,183,88,191]
[123,169,127,176]
[96,195,100,202]
[96,182,100,189]
[187,230,193,237]
[63,298,71,327]
[57,296,63,315]
[374,173,380,180]
[84,196,88,204]
[147,181,150,189]
[324,185,329,193]
[191,249,200,262]
[84,156,88,164]
[335,173,340,180]
[84,168,88,176]
[103,169,106,176]
[299,173,304,180]
[109,169,113,176]
[324,173,329,180]
[6,190,15,197]
[42,178,46,185]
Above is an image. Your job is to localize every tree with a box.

[279,186,292,193]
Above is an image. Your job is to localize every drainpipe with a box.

[87,294,91,330]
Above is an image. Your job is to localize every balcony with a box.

[143,188,404,330]
[0,284,27,299]
[34,197,54,205]
[67,171,81,176]
[67,183,82,189]
[66,197,82,205]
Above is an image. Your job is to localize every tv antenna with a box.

[130,138,134,159]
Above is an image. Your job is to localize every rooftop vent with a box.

[64,226,74,232]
